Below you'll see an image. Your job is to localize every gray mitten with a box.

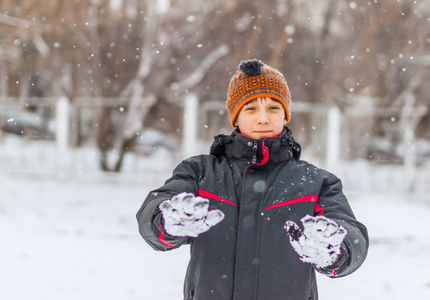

[159,192,224,237]
[285,215,347,268]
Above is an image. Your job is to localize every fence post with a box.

[326,106,341,169]
[183,93,198,158]
[56,97,70,181]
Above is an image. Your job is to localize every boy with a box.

[136,59,368,300]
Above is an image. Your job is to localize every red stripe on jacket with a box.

[198,189,237,206]
[263,195,322,214]
[158,225,177,247]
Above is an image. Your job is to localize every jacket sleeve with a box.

[136,158,201,251]
[317,172,369,278]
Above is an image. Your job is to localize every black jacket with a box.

[137,127,368,300]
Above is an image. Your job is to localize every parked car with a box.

[132,129,178,156]
[0,109,54,139]
[360,136,430,165]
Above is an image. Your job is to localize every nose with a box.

[257,111,269,124]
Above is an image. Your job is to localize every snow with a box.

[286,215,347,268]
[1,135,430,299]
[317,191,430,300]
[0,174,189,300]
[160,192,225,237]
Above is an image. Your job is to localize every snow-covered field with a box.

[1,136,430,299]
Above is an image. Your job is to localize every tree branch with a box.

[0,14,51,32]
[171,44,230,99]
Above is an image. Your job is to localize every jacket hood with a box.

[210,126,301,164]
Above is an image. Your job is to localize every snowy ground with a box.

[1,136,430,299]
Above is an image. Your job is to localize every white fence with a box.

[1,97,429,194]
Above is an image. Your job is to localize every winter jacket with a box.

[136,127,369,300]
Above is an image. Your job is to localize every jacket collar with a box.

[210,126,301,165]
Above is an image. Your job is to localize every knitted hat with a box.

[227,59,291,127]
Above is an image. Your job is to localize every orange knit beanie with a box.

[227,59,291,127]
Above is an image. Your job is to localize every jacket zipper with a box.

[251,140,258,164]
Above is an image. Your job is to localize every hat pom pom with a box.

[239,59,264,76]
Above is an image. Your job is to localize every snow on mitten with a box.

[159,192,224,237]
[285,215,347,268]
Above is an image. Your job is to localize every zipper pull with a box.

[252,140,258,164]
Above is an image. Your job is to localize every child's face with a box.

[235,97,287,139]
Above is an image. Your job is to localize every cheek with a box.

[235,116,252,131]
[274,115,286,126]
[241,119,253,130]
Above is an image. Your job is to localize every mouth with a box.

[254,131,272,134]
[252,131,274,137]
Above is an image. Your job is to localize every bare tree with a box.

[95,0,231,171]
[1,0,429,171]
